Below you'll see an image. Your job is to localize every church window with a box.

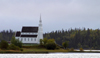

[21,38,23,41]
[28,38,29,41]
[31,38,33,41]
[24,38,26,41]
[34,38,36,41]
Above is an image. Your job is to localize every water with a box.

[75,50,100,52]
[0,50,100,58]
[0,53,100,58]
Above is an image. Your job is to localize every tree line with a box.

[0,30,14,41]
[0,28,100,49]
[44,28,100,49]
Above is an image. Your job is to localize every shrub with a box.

[70,48,74,51]
[0,40,9,50]
[20,48,23,51]
[67,48,69,51]
[56,46,60,49]
[11,37,22,48]
[56,44,60,49]
[45,39,56,50]
[43,38,48,45]
[40,39,43,45]
[15,46,20,50]
[60,46,63,48]
[45,42,56,50]
[8,44,16,50]
[8,44,20,50]
[80,48,83,51]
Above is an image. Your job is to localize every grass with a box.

[22,44,39,46]
[22,48,68,53]
[0,48,100,53]
[0,47,68,53]
[0,45,99,53]
[0,49,21,53]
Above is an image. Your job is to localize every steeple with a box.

[38,14,43,44]
[39,14,42,26]
[39,14,42,23]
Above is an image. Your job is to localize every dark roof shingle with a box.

[16,31,21,37]
[21,26,38,32]
[21,35,37,37]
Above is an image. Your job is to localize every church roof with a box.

[21,26,38,32]
[21,35,37,37]
[16,31,21,37]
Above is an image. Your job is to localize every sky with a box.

[0,0,100,33]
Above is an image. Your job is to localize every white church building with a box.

[15,16,43,44]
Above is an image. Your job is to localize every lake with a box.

[75,50,100,52]
[0,50,100,58]
[0,53,100,58]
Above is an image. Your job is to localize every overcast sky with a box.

[0,0,100,33]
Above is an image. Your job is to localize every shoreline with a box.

[0,51,100,54]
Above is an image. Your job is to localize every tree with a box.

[62,41,68,49]
[40,39,43,45]
[47,39,55,43]
[43,38,48,45]
[0,40,8,49]
[77,43,82,48]
[45,39,56,50]
[11,36,15,44]
[11,37,22,48]
[0,30,14,41]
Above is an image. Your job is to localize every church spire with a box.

[40,14,42,23]
[38,14,43,44]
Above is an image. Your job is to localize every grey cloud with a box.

[0,0,100,32]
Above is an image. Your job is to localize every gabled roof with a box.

[21,35,37,37]
[16,31,21,37]
[21,26,38,32]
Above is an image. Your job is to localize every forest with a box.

[0,28,100,49]
[44,28,100,49]
[0,30,14,41]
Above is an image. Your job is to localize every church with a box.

[15,16,43,44]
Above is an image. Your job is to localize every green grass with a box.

[0,48,100,53]
[22,44,39,46]
[22,48,68,53]
[0,48,68,53]
[0,45,68,53]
